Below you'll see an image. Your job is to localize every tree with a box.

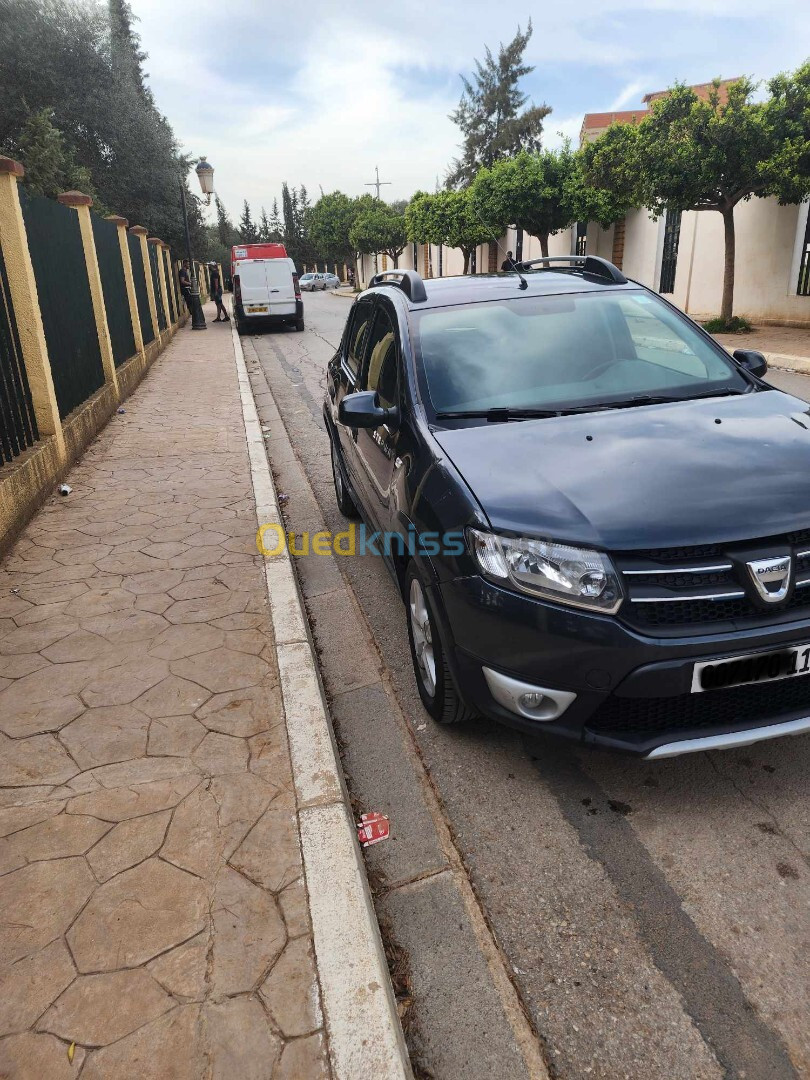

[258,206,271,242]
[15,107,96,201]
[447,22,550,188]
[215,195,237,248]
[584,70,810,325]
[0,0,202,253]
[238,200,258,243]
[350,202,408,267]
[307,191,374,267]
[269,199,282,240]
[406,190,490,273]
[470,147,577,259]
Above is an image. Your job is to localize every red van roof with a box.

[231,243,287,261]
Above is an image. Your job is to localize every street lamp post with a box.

[179,157,215,331]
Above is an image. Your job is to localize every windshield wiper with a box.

[564,388,749,413]
[435,407,560,422]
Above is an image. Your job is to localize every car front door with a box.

[330,299,373,492]
[354,303,401,530]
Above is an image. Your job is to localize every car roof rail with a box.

[368,269,428,303]
[516,255,627,285]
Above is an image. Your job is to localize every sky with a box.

[126,0,809,224]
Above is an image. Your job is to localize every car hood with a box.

[433,390,810,550]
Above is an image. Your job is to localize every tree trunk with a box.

[540,233,550,259]
[463,249,470,274]
[721,206,735,325]
[391,250,400,268]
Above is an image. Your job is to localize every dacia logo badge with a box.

[746,555,792,604]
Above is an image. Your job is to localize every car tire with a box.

[406,564,473,725]
[331,437,359,518]
[295,318,305,332]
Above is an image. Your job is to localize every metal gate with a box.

[149,245,167,332]
[797,210,810,297]
[659,209,682,294]
[0,242,38,464]
[92,215,136,366]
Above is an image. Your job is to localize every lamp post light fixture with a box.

[180,156,215,331]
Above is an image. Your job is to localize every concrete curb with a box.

[763,351,810,375]
[229,318,412,1080]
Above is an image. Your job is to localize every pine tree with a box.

[269,199,282,239]
[258,206,271,242]
[238,199,258,243]
[215,195,236,247]
[108,0,148,98]
[17,108,95,200]
[447,22,550,188]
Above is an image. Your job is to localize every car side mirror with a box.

[733,349,768,378]
[339,390,399,430]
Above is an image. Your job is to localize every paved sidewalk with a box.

[0,308,330,1077]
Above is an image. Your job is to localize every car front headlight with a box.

[468,529,623,613]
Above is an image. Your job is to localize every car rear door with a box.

[264,259,297,317]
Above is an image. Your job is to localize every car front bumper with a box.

[434,574,810,757]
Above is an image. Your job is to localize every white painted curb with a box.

[229,317,412,1080]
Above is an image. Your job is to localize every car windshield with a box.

[301,274,314,280]
[410,290,751,418]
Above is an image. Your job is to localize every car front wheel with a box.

[406,565,473,724]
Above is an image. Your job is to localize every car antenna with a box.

[467,199,529,290]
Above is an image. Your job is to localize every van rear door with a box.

[264,259,297,317]
[237,261,271,315]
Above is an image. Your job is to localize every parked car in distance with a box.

[323,273,342,289]
[300,273,327,292]
[233,256,303,333]
[324,259,810,759]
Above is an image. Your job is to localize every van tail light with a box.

[233,274,242,305]
[292,273,302,300]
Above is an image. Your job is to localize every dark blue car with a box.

[324,258,810,758]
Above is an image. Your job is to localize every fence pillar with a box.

[58,191,120,400]
[106,215,144,362]
[148,237,171,339]
[161,243,178,325]
[0,158,66,461]
[129,226,159,345]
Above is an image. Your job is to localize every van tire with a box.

[295,319,305,332]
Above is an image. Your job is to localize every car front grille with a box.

[614,534,810,633]
[588,671,810,736]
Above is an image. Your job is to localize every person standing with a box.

[178,260,193,312]
[500,250,517,271]
[209,262,229,322]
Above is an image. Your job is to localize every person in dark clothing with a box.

[209,263,229,322]
[178,260,192,310]
[500,250,517,271]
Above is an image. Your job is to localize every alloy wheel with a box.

[409,576,436,697]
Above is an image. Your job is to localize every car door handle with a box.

[270,288,279,293]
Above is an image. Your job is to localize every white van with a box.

[233,257,304,333]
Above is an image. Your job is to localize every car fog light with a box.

[520,692,545,710]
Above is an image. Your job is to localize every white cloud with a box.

[125,0,810,220]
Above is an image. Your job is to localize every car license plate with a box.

[247,305,268,313]
[692,642,810,693]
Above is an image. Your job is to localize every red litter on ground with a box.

[357,812,390,847]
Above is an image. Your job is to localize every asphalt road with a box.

[248,291,809,1080]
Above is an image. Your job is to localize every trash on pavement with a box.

[357,812,390,847]
[278,493,289,504]
[58,484,72,496]
[117,407,126,414]
[67,1042,76,1064]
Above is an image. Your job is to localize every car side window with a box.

[362,307,398,410]
[346,301,373,379]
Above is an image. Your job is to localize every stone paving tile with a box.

[0,309,331,1075]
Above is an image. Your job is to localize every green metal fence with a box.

[0,240,39,464]
[92,215,136,367]
[128,234,155,345]
[21,190,105,419]
[148,244,167,332]
[162,248,176,323]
